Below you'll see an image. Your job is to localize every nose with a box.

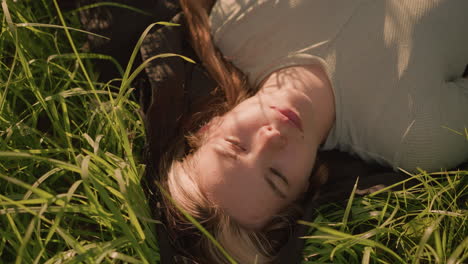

[257,125,287,152]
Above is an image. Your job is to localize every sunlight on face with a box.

[194,92,317,229]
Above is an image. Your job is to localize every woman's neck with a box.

[257,64,336,145]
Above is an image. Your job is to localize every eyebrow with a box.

[264,176,287,199]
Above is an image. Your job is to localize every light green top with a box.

[209,0,468,172]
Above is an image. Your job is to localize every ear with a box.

[197,122,210,134]
[196,116,221,136]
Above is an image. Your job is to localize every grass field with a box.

[0,1,467,263]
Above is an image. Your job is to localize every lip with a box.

[270,106,303,132]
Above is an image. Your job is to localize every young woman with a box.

[160,0,468,263]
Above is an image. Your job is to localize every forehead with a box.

[194,144,284,229]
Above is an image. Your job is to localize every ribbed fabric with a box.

[209,0,468,173]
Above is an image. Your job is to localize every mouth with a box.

[270,106,303,132]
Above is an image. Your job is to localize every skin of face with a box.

[194,65,334,229]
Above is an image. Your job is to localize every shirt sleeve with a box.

[396,77,468,172]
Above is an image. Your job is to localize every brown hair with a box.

[179,0,254,107]
[158,0,302,263]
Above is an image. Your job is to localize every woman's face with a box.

[194,90,318,229]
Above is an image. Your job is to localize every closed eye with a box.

[225,137,247,152]
[270,168,289,186]
[265,175,287,199]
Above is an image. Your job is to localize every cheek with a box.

[285,147,316,184]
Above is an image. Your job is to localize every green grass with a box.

[0,1,157,263]
[301,171,467,263]
[0,1,466,263]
